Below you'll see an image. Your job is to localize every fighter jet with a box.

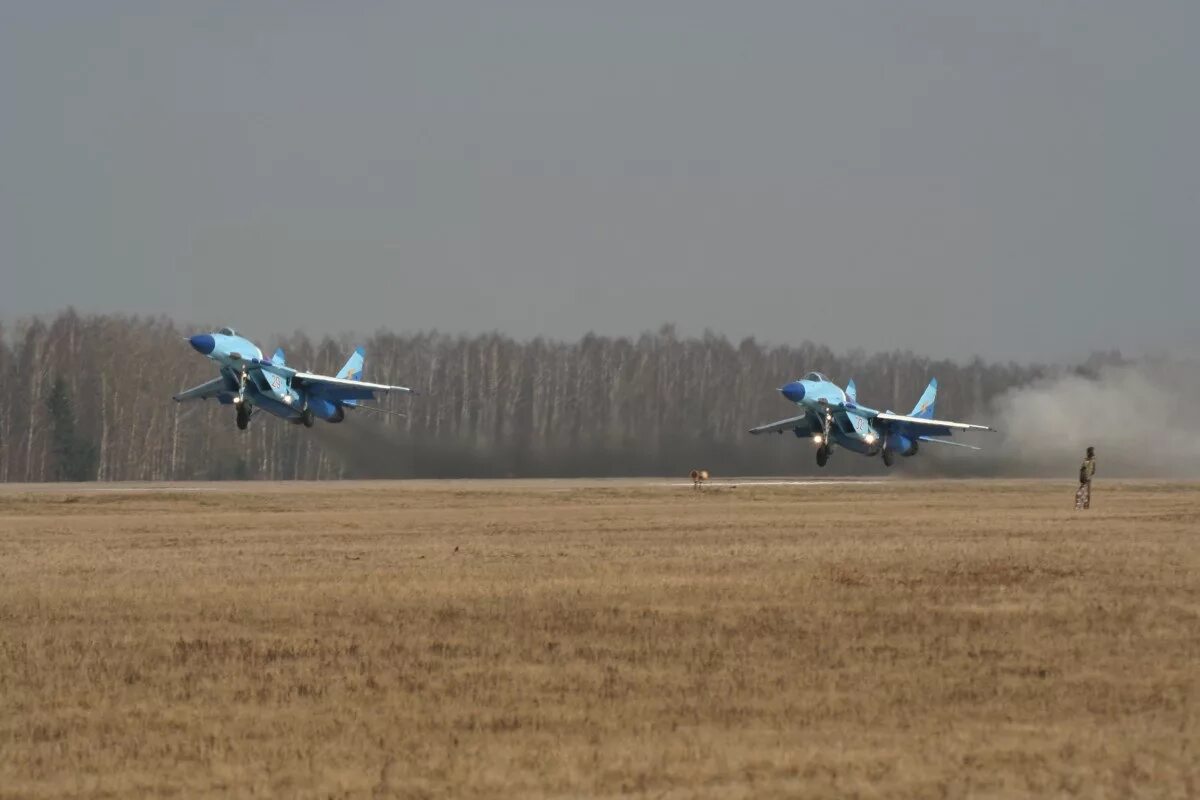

[749,372,994,467]
[173,328,414,430]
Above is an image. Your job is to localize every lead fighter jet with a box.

[749,372,994,467]
[173,328,414,430]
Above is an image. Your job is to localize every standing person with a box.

[1075,446,1096,510]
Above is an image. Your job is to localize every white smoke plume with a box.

[980,359,1200,478]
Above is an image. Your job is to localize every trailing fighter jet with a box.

[749,372,994,468]
[173,328,414,430]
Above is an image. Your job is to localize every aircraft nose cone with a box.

[188,334,215,355]
[780,381,806,403]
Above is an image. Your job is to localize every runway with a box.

[0,476,896,495]
[661,478,887,488]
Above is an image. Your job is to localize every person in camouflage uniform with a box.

[1075,446,1096,510]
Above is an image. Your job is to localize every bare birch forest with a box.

[0,309,1052,481]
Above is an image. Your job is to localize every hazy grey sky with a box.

[2,2,1196,361]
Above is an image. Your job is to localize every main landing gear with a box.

[881,447,895,468]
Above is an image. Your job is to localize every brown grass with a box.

[0,479,1197,798]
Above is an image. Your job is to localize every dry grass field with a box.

[0,478,1197,798]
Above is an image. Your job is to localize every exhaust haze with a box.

[965,360,1200,478]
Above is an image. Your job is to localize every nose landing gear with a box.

[882,447,895,467]
[815,412,833,468]
[816,445,830,467]
[234,368,252,430]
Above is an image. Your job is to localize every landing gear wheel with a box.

[816,445,830,468]
[236,403,250,431]
[301,408,315,428]
[882,448,894,467]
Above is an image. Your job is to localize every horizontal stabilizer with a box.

[351,405,409,419]
[917,436,982,451]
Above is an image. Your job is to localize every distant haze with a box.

[2,2,1197,362]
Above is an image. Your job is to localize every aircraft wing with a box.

[250,358,296,379]
[172,376,233,402]
[292,372,415,402]
[749,413,817,436]
[248,356,415,401]
[874,412,994,439]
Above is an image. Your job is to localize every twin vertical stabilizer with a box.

[910,378,937,419]
[335,347,366,406]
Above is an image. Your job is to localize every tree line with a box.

[0,309,1059,481]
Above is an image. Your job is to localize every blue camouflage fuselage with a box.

[779,372,886,455]
[751,370,989,466]
[187,331,308,421]
[177,329,410,430]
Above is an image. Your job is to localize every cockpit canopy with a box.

[218,327,237,336]
[804,371,830,382]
